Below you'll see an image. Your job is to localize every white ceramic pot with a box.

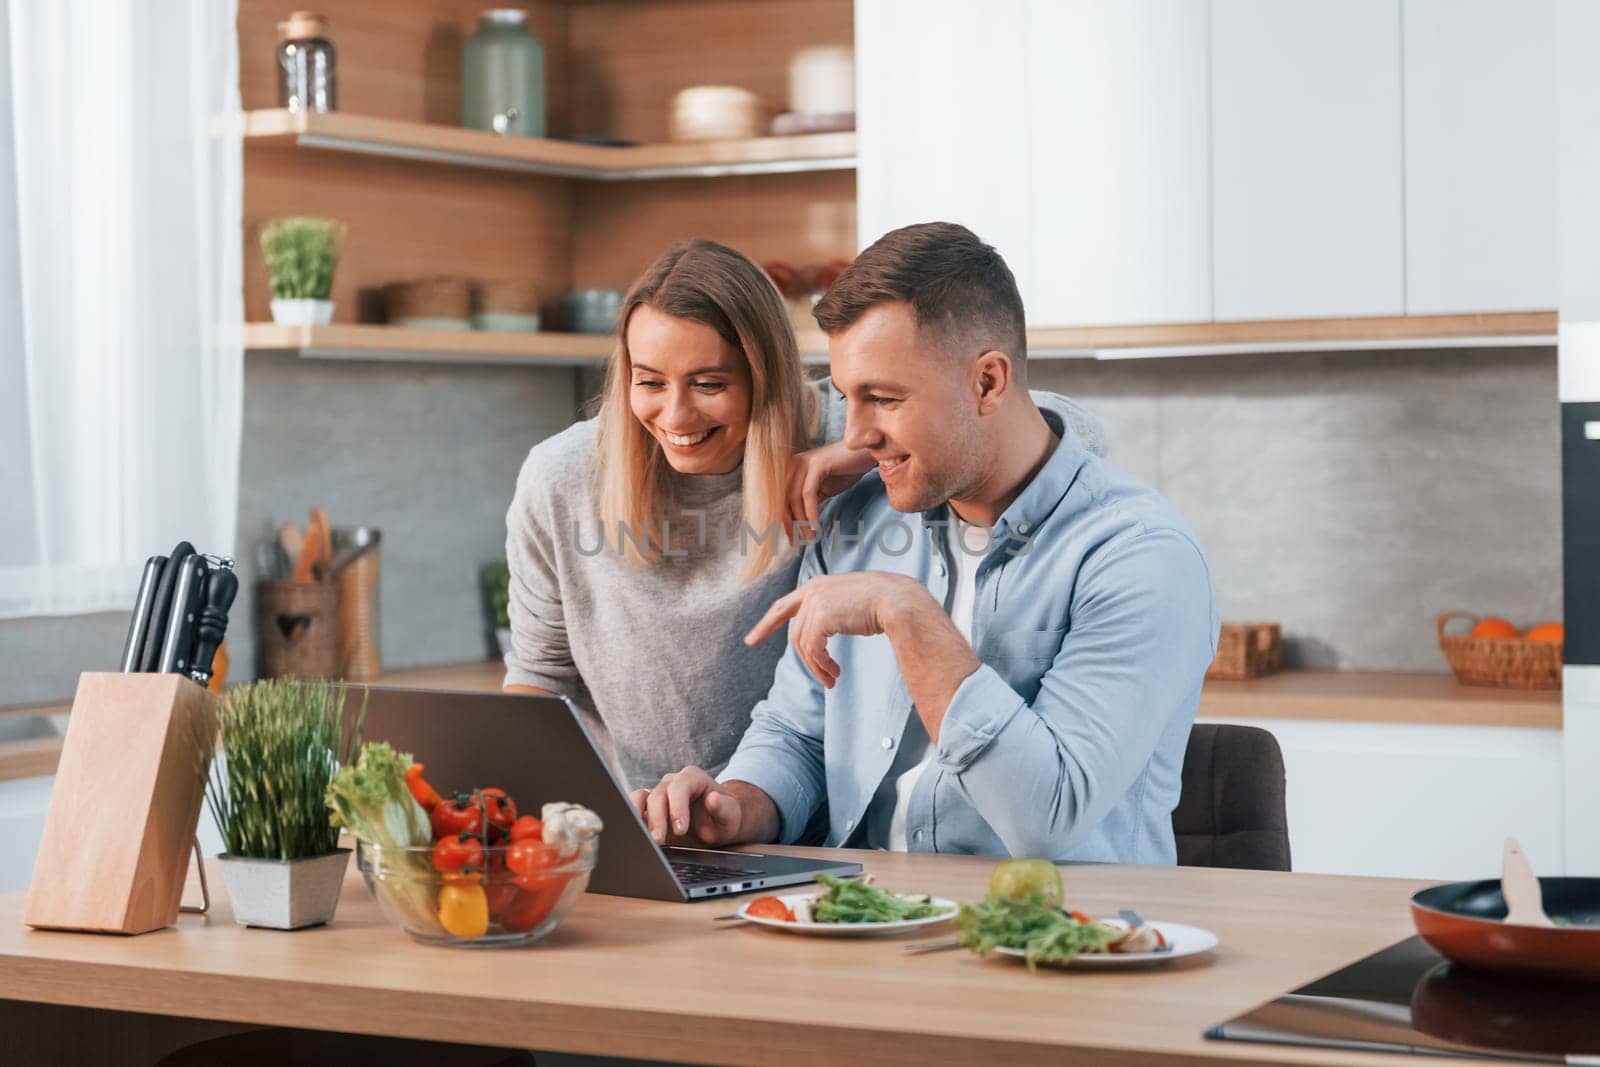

[218,848,350,930]
[270,298,335,326]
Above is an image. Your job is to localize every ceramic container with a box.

[218,848,351,930]
[563,289,623,334]
[270,298,334,326]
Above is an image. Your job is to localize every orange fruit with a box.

[1470,617,1520,640]
[1524,622,1564,644]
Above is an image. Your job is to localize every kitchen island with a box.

[0,847,1491,1066]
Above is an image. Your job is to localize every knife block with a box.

[24,672,219,935]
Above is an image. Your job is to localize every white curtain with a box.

[0,0,242,618]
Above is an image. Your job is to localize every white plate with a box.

[736,892,959,936]
[990,920,1218,968]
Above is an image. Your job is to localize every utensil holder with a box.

[333,528,381,681]
[258,580,338,679]
[25,672,219,934]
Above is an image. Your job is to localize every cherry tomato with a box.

[405,763,443,813]
[477,788,517,839]
[437,882,490,939]
[509,815,544,843]
[498,877,568,933]
[505,837,557,886]
[745,897,794,922]
[482,848,518,920]
[1069,910,1093,925]
[430,797,483,841]
[431,834,483,876]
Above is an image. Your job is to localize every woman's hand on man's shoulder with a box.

[785,440,875,540]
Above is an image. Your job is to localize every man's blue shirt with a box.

[719,410,1219,863]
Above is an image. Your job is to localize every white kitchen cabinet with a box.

[1403,0,1557,314]
[0,775,53,894]
[1210,0,1405,321]
[854,0,1034,306]
[1028,1,1211,327]
[1211,717,1564,880]
[1563,668,1600,874]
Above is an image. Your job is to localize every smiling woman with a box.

[597,240,816,582]
[501,239,826,789]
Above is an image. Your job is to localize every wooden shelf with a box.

[242,323,614,366]
[244,323,833,366]
[250,317,1554,370]
[1200,670,1561,729]
[241,109,857,181]
[1026,311,1557,359]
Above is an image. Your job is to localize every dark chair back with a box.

[1172,723,1291,871]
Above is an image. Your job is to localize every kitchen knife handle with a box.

[139,541,195,672]
[189,567,238,686]
[119,555,166,672]
[156,555,208,675]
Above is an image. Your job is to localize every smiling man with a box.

[633,222,1218,863]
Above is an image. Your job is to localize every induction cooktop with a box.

[1207,936,1600,1064]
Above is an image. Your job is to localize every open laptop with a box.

[348,685,861,901]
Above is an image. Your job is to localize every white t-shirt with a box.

[884,521,984,850]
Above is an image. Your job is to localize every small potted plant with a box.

[481,559,512,657]
[200,678,363,929]
[261,216,345,325]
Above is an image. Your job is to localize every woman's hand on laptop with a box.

[630,767,778,847]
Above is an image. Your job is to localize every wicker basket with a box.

[1436,611,1562,690]
[1205,622,1282,681]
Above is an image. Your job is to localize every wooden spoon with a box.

[293,509,330,584]
[307,506,333,580]
[1501,837,1555,928]
[278,523,303,577]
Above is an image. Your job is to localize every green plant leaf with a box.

[260,217,345,300]
[198,678,362,860]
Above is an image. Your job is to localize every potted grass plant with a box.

[481,559,512,657]
[261,216,345,326]
[199,678,364,929]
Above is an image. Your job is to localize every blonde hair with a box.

[595,239,817,581]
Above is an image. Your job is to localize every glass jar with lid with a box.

[277,11,336,114]
[462,10,546,137]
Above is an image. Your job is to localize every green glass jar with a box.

[462,10,545,138]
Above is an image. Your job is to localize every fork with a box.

[1119,908,1174,953]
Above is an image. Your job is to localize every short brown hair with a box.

[813,222,1027,367]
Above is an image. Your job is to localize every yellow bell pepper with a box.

[437,882,490,939]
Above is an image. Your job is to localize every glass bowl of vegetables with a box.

[356,835,598,948]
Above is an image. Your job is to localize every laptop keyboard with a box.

[670,860,766,886]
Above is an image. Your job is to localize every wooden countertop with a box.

[388,660,1564,730]
[1198,670,1561,729]
[0,661,1560,783]
[0,848,1478,1066]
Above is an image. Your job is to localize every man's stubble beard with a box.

[889,412,988,516]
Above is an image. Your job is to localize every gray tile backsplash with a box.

[0,344,1561,705]
[1029,346,1561,670]
[229,352,581,680]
